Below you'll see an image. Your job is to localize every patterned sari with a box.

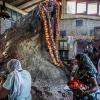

[73,54,97,100]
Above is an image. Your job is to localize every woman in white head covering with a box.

[0,59,32,100]
[7,59,23,72]
[7,59,24,100]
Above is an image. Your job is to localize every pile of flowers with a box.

[67,79,86,90]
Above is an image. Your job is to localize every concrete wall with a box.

[59,18,100,58]
[60,18,100,37]
[0,18,12,34]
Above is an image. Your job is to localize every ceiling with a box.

[4,0,46,14]
[0,0,99,15]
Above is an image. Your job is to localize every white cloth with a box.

[9,71,23,100]
[7,59,24,100]
[64,85,70,90]
[7,59,22,71]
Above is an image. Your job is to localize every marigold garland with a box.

[39,1,64,68]
[46,1,60,62]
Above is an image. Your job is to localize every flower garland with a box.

[39,1,64,68]
[46,1,60,63]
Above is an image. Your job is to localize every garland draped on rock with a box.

[39,1,64,68]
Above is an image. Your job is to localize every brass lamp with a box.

[0,0,10,18]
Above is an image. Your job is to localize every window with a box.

[17,13,22,20]
[76,20,83,27]
[87,3,97,14]
[59,50,69,60]
[7,8,23,21]
[67,1,76,14]
[77,2,86,14]
[66,0,100,16]
[58,40,68,60]
[60,42,64,49]
[64,42,68,50]
[59,40,68,50]
[99,4,100,15]
[11,21,15,27]
[12,11,17,21]
[60,30,66,38]
[8,8,12,17]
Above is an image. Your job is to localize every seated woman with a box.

[72,53,98,100]
[0,59,32,100]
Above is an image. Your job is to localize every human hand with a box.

[71,88,84,95]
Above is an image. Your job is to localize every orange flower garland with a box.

[39,1,64,68]
[46,1,60,63]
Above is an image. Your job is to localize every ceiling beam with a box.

[23,0,46,12]
[0,1,28,15]
[15,0,31,7]
[7,0,14,3]
[17,0,42,9]
[8,0,26,6]
[24,5,37,12]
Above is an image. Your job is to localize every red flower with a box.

[67,79,85,89]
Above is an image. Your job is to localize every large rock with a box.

[0,3,71,100]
